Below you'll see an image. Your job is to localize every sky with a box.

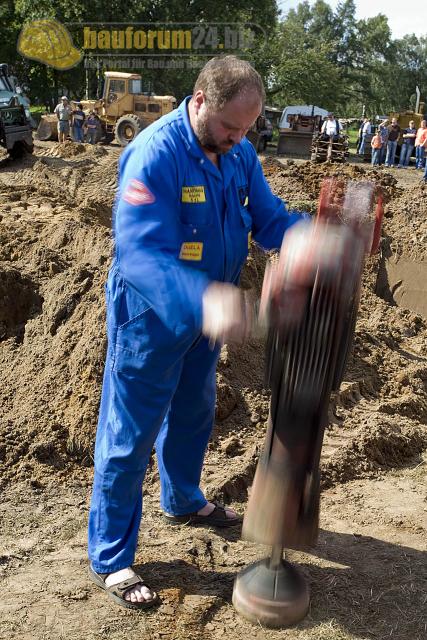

[277,0,427,39]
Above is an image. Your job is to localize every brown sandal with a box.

[89,564,160,610]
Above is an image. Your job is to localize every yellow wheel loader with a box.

[37,71,176,145]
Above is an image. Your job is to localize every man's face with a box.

[392,118,397,125]
[193,91,262,154]
[409,121,414,127]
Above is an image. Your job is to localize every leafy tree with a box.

[265,20,342,109]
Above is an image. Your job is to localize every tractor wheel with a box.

[9,141,33,159]
[114,114,145,146]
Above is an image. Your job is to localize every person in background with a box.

[85,110,98,144]
[384,118,401,167]
[320,113,341,141]
[371,129,383,166]
[54,96,72,143]
[378,122,388,165]
[415,120,427,169]
[358,117,371,156]
[72,103,85,143]
[397,120,417,168]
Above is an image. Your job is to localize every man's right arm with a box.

[114,138,211,335]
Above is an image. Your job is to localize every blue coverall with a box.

[88,97,306,573]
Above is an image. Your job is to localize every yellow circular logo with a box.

[17,18,82,70]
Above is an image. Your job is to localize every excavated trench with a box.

[375,180,427,318]
[377,254,427,318]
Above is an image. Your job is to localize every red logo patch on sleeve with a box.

[123,178,156,206]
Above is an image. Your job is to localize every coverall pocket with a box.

[113,305,189,376]
[179,203,212,228]
[115,305,152,353]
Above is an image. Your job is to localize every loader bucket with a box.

[36,115,58,141]
[277,132,312,158]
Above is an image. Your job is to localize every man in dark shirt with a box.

[398,120,416,168]
[385,118,401,167]
[72,103,85,143]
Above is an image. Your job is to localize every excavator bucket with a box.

[36,114,58,141]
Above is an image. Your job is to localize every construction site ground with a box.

[0,140,426,640]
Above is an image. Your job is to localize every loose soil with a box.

[0,143,426,640]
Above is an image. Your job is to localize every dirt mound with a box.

[323,420,426,487]
[0,150,426,497]
[261,156,398,208]
[37,141,109,159]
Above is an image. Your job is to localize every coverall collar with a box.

[177,96,241,184]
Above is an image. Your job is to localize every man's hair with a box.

[193,55,265,110]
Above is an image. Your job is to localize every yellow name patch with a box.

[179,242,203,261]
[182,186,206,203]
[244,196,249,206]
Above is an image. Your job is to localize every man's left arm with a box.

[244,141,309,251]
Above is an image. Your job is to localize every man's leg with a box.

[88,306,186,604]
[398,144,406,167]
[387,141,396,166]
[89,353,182,560]
[416,146,424,168]
[385,142,391,166]
[156,336,221,516]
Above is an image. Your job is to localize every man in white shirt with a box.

[321,113,341,140]
[358,117,371,155]
[54,96,73,143]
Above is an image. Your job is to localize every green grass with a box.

[346,128,361,153]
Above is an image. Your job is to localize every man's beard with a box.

[194,111,233,154]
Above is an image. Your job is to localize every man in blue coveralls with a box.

[88,55,311,609]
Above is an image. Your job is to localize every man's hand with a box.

[202,282,252,345]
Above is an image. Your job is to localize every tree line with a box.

[0,0,426,117]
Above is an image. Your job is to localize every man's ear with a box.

[192,90,206,114]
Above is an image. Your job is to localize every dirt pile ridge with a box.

[0,144,426,496]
